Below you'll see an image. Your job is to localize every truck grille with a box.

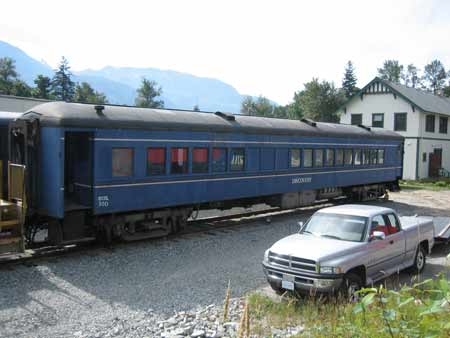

[268,251,316,272]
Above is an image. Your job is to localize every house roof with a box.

[19,101,403,140]
[342,77,450,116]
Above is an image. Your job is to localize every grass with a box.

[244,273,450,337]
[400,178,450,191]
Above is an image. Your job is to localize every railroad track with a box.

[0,197,350,266]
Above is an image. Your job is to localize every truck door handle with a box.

[389,240,394,244]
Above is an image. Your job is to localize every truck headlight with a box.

[319,266,343,274]
[264,249,270,263]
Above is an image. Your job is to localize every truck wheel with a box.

[341,273,362,303]
[411,245,426,274]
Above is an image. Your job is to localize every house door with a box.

[428,149,442,177]
[64,132,93,210]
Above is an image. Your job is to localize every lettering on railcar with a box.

[98,195,110,207]
[291,177,312,184]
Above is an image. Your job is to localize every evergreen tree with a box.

[33,75,52,99]
[135,78,164,108]
[74,82,108,104]
[0,57,18,95]
[342,61,358,98]
[377,60,403,83]
[240,96,276,117]
[423,60,447,94]
[51,56,75,101]
[11,80,32,97]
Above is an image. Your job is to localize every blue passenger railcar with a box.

[9,102,403,243]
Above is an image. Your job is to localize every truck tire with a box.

[411,245,426,274]
[341,273,362,303]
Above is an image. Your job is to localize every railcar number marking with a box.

[98,195,110,207]
[291,177,312,184]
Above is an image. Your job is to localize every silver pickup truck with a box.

[262,205,435,297]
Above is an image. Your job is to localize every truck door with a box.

[385,213,406,267]
[366,215,393,281]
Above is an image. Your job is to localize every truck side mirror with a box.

[298,221,304,232]
[370,231,386,241]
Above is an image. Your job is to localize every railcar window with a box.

[230,148,245,171]
[112,148,134,177]
[325,149,334,166]
[303,149,313,167]
[192,148,209,173]
[354,149,362,165]
[336,149,344,166]
[370,149,378,164]
[363,149,370,165]
[290,149,301,168]
[314,149,324,167]
[171,147,188,174]
[147,147,166,175]
[344,149,353,165]
[212,148,227,172]
[378,149,385,164]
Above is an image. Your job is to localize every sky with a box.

[1,0,450,104]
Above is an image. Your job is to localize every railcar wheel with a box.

[165,217,176,235]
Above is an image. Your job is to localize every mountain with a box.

[0,40,267,112]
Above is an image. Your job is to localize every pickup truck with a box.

[262,204,435,298]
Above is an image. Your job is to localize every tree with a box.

[240,96,276,117]
[33,75,52,99]
[401,64,421,88]
[294,78,345,122]
[342,61,358,98]
[135,78,164,108]
[193,104,200,111]
[10,80,32,97]
[443,85,450,98]
[51,56,75,101]
[74,82,108,104]
[377,60,403,83]
[422,60,447,94]
[0,57,18,95]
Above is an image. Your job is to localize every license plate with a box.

[282,280,294,290]
[282,274,295,290]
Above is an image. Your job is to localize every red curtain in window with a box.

[213,148,223,160]
[148,148,165,164]
[171,148,187,162]
[193,148,207,163]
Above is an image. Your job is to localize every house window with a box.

[290,149,301,168]
[422,152,427,162]
[344,149,353,165]
[335,149,344,166]
[171,147,188,174]
[147,147,166,175]
[192,148,209,173]
[394,113,407,131]
[230,148,245,171]
[372,113,384,128]
[303,149,313,167]
[212,148,227,172]
[112,148,134,177]
[351,114,362,125]
[314,149,324,167]
[425,115,435,132]
[439,117,448,134]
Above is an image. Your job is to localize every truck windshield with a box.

[301,213,368,242]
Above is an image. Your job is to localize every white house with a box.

[339,77,450,180]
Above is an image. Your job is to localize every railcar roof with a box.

[22,102,403,140]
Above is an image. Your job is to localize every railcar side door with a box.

[64,131,93,211]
